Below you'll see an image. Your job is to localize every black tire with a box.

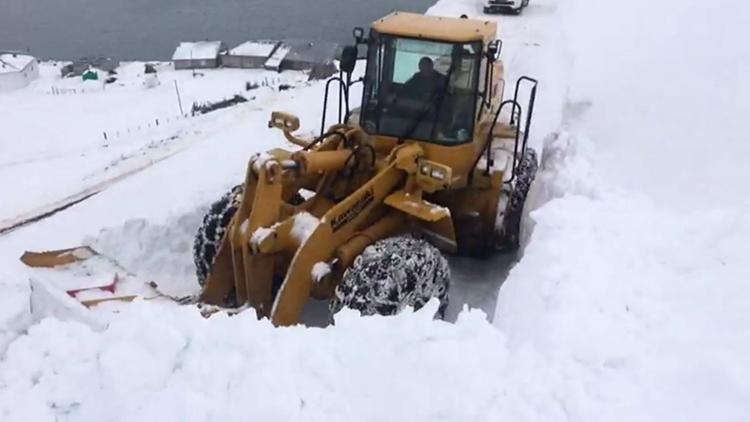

[498,147,538,251]
[193,186,306,287]
[193,185,244,286]
[329,235,450,321]
[455,213,492,258]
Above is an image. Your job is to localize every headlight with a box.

[431,169,446,181]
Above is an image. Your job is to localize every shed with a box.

[61,56,120,77]
[0,52,39,92]
[172,41,224,70]
[82,70,99,81]
[222,40,280,69]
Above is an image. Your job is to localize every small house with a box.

[0,52,39,92]
[172,41,224,70]
[222,40,280,69]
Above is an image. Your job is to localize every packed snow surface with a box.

[0,0,749,420]
[0,301,522,422]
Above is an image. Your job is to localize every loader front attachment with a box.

[199,128,427,325]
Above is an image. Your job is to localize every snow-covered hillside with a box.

[0,0,748,421]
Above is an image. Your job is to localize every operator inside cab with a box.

[400,57,446,101]
[360,33,481,145]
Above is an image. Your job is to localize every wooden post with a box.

[174,80,184,115]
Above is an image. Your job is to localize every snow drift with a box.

[0,302,557,422]
[493,0,750,420]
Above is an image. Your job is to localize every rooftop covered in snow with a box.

[171,41,223,61]
[227,40,279,57]
[0,52,35,74]
[281,40,339,64]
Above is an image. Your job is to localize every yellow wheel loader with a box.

[21,12,539,324]
[193,12,539,325]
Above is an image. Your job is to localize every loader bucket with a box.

[20,246,98,268]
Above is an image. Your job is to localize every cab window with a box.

[361,32,482,145]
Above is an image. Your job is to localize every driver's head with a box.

[418,57,434,76]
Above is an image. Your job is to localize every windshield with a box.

[360,32,482,144]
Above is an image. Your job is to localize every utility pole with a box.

[191,49,196,78]
[174,80,184,115]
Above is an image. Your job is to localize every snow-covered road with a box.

[1,0,749,420]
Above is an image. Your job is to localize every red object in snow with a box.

[66,273,120,298]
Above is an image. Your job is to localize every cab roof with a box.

[371,12,497,44]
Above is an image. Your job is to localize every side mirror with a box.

[340,45,358,74]
[487,39,502,62]
[267,111,300,132]
[352,27,366,44]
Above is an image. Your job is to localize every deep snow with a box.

[0,0,749,420]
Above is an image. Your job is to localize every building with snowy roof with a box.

[0,52,39,92]
[172,41,224,70]
[221,40,281,69]
[279,40,339,72]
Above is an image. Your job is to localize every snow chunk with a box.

[291,212,319,243]
[250,226,274,247]
[239,218,250,236]
[251,151,274,172]
[64,247,95,260]
[311,261,331,283]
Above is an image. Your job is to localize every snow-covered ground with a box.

[1,0,749,420]
[0,62,306,227]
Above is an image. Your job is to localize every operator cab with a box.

[357,12,497,147]
[360,35,481,144]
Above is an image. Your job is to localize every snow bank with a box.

[0,301,558,422]
[83,207,206,297]
[557,0,750,211]
[491,0,750,419]
[498,144,750,419]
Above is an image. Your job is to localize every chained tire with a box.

[193,185,244,286]
[193,185,305,287]
[329,235,450,321]
[193,186,306,286]
[498,147,538,251]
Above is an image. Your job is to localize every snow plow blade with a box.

[20,246,98,268]
[21,247,149,309]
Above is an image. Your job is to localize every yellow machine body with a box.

[201,12,526,326]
